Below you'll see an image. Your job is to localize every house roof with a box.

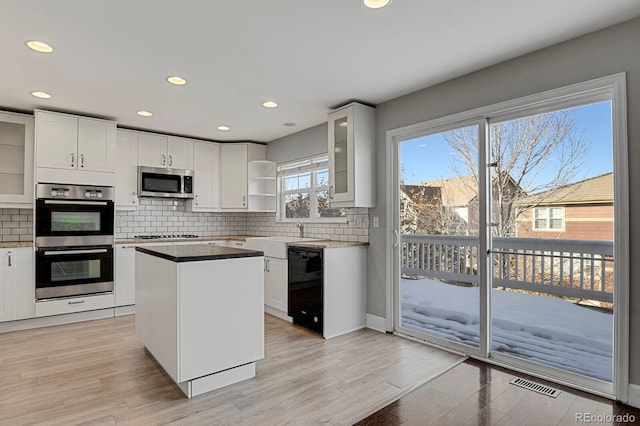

[518,172,613,206]
[420,176,478,207]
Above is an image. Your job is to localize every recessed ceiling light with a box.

[283,122,296,127]
[362,0,391,8]
[217,125,230,131]
[26,40,53,53]
[262,101,278,108]
[167,76,187,86]
[137,110,153,117]
[31,91,51,99]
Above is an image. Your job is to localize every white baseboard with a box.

[264,305,292,323]
[366,314,388,333]
[115,305,135,316]
[628,383,640,408]
[0,308,114,334]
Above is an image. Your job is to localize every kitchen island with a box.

[135,244,264,398]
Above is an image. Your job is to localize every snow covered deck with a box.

[400,234,614,382]
[401,278,613,381]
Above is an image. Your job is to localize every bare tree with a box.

[444,110,589,237]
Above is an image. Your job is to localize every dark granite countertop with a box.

[135,244,264,263]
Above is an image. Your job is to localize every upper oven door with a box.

[35,198,114,247]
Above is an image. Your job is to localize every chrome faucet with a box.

[296,222,304,238]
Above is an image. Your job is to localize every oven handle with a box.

[43,200,108,206]
[43,249,108,255]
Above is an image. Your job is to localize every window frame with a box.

[277,154,348,223]
[532,206,565,231]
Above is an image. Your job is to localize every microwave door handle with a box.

[43,200,108,206]
[43,249,108,255]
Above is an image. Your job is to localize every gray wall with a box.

[266,123,327,163]
[369,18,640,384]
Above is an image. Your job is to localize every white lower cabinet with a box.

[115,244,136,306]
[0,247,34,322]
[323,245,367,339]
[264,257,287,313]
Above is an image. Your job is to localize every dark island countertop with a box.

[135,244,264,263]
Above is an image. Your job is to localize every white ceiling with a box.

[2,1,640,143]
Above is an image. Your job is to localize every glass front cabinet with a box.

[0,111,34,207]
[327,102,375,208]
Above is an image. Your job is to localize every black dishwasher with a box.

[288,247,323,334]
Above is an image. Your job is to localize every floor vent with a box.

[509,378,560,398]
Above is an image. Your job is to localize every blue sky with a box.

[400,101,613,188]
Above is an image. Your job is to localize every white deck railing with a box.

[401,234,614,303]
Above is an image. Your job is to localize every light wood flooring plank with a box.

[0,314,462,425]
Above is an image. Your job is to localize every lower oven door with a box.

[36,246,114,300]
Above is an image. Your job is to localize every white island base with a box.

[135,245,264,398]
[175,363,256,398]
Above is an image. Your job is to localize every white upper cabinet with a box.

[35,111,78,170]
[137,133,193,169]
[115,130,139,210]
[187,141,220,212]
[35,110,116,173]
[167,137,194,170]
[78,118,117,172]
[248,160,276,212]
[220,144,248,209]
[327,102,375,208]
[0,111,34,207]
[220,143,266,211]
[137,132,167,168]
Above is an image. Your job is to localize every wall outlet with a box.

[373,216,379,228]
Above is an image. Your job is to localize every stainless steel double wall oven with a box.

[35,184,115,300]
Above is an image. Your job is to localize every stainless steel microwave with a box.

[138,166,194,198]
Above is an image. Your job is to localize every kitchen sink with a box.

[244,236,321,258]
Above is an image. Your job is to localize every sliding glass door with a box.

[391,75,626,397]
[397,124,483,353]
[488,101,615,386]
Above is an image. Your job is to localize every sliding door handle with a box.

[392,229,399,248]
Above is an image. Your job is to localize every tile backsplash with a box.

[115,199,369,242]
[0,208,33,242]
[246,209,369,243]
[115,199,246,239]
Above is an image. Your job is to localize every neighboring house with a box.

[515,173,613,240]
[399,185,442,234]
[400,178,474,235]
[419,176,477,234]
[409,174,522,236]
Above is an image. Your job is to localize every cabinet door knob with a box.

[80,153,85,168]
[169,155,173,166]
[7,251,12,267]
[70,153,75,168]
[195,194,199,206]
[242,195,246,207]
[162,154,166,166]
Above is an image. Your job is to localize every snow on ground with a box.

[401,278,613,381]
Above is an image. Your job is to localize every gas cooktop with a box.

[133,234,199,240]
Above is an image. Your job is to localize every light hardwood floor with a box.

[0,314,462,425]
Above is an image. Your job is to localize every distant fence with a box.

[401,234,614,303]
